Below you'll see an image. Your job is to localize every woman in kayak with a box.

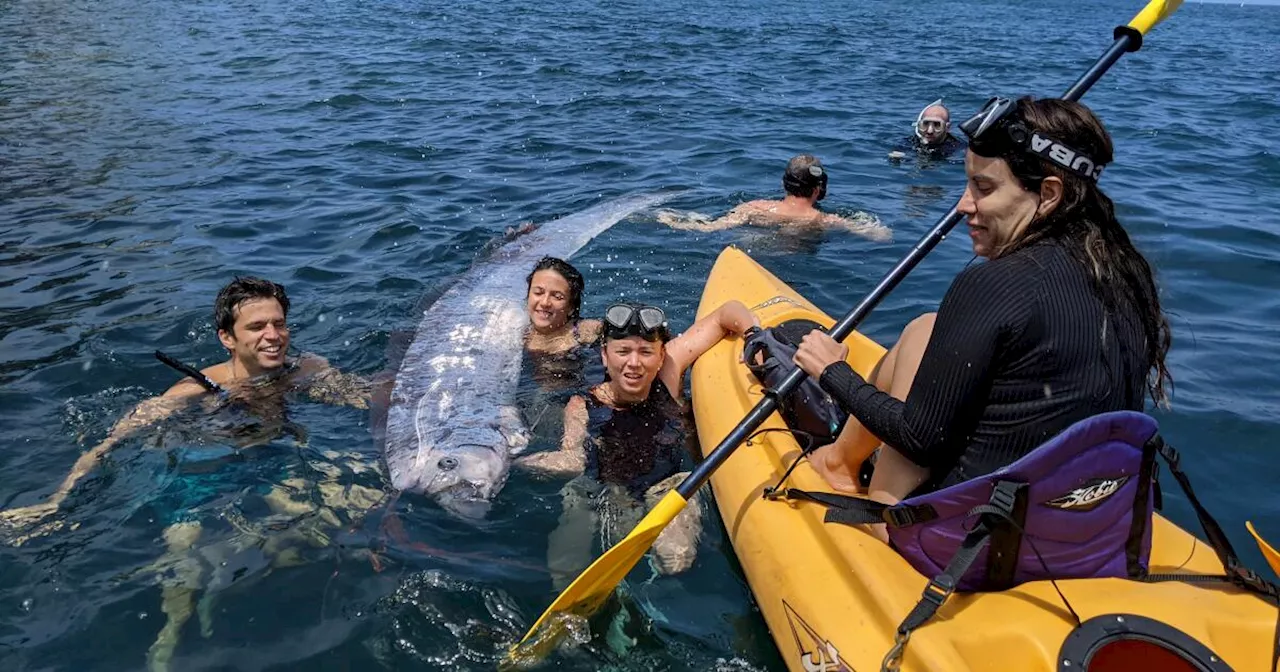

[793,97,1172,538]
[516,299,757,587]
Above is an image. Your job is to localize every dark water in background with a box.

[2,0,1278,669]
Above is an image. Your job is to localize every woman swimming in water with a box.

[525,257,602,355]
[516,298,758,587]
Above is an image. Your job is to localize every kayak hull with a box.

[691,246,1275,672]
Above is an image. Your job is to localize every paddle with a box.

[508,0,1185,658]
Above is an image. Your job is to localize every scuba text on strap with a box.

[958,96,1108,182]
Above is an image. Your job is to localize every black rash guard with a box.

[819,239,1149,490]
[584,379,688,499]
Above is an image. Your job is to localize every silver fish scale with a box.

[384,192,676,506]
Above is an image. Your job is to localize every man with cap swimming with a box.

[890,99,966,160]
[656,154,892,241]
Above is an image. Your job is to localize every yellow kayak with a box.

[691,245,1277,672]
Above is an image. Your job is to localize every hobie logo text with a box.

[1045,476,1130,512]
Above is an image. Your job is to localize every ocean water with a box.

[1,0,1278,669]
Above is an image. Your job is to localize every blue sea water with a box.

[1,0,1278,669]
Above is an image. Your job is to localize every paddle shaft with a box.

[677,30,1139,502]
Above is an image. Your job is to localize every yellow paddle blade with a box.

[508,489,689,660]
[1246,521,1280,578]
[1126,0,1183,36]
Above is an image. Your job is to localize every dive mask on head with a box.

[782,164,828,201]
[914,99,949,142]
[604,303,670,342]
[959,97,1107,182]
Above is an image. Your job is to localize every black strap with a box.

[773,488,939,528]
[893,482,1022,637]
[985,481,1027,589]
[1127,436,1158,577]
[753,428,823,498]
[1152,436,1280,600]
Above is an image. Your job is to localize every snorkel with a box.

[155,350,232,404]
[914,98,950,145]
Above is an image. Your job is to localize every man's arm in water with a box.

[513,395,587,476]
[821,213,894,242]
[0,380,204,529]
[294,354,372,410]
[656,202,762,232]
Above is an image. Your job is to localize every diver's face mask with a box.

[604,303,670,342]
[959,97,1107,182]
[782,164,828,201]
[914,99,950,144]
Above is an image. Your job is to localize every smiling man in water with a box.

[0,276,369,530]
[0,275,379,671]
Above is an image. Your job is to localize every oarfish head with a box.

[399,426,511,520]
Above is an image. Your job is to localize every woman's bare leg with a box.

[809,314,936,494]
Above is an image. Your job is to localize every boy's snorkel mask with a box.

[914,98,950,144]
[603,303,671,343]
[959,96,1108,182]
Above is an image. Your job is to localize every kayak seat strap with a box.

[772,488,939,528]
[882,481,1029,670]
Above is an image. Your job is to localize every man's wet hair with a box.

[526,256,585,321]
[782,154,827,198]
[214,276,290,333]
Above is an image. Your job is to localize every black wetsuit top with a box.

[583,379,687,498]
[819,240,1148,490]
[895,134,966,160]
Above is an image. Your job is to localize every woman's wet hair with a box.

[526,256,584,321]
[999,96,1173,407]
[214,276,290,333]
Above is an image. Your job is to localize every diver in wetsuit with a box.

[0,276,379,671]
[890,99,966,161]
[794,96,1173,542]
[516,299,758,588]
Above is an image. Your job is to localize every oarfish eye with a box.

[438,456,459,471]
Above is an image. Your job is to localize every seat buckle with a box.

[921,575,956,607]
[884,506,915,528]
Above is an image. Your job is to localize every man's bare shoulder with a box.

[161,361,229,398]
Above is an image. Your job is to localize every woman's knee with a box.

[903,312,937,341]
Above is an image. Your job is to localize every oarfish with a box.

[383,192,675,519]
